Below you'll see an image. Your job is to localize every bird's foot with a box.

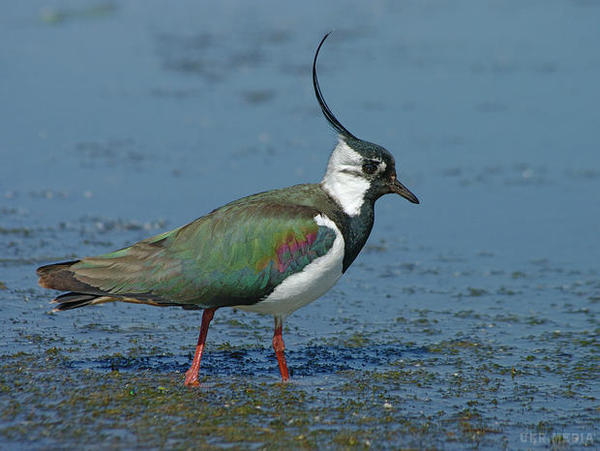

[184,370,200,387]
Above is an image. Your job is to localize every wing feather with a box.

[66,201,337,308]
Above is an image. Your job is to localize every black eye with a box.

[362,161,378,175]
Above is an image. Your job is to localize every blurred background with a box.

[1,1,598,449]
[2,1,598,265]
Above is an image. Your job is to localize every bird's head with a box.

[314,33,419,216]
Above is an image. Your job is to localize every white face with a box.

[321,138,387,216]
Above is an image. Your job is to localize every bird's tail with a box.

[37,259,202,311]
[37,260,118,311]
[38,260,84,290]
[50,292,117,311]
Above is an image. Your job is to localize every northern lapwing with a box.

[36,33,419,386]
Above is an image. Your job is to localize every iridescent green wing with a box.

[69,201,337,307]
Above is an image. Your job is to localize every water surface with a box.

[1,1,598,449]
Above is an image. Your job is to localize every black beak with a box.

[390,177,419,204]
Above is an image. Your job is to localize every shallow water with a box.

[1,1,599,449]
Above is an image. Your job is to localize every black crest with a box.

[313,33,358,140]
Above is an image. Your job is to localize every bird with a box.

[36,33,419,386]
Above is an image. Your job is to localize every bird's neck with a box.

[340,199,375,272]
[317,181,376,272]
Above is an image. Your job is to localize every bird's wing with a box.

[65,202,338,308]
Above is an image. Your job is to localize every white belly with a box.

[237,214,344,318]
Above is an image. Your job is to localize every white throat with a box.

[321,139,370,216]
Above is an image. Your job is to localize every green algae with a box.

[3,310,597,450]
[0,347,518,449]
[2,287,599,450]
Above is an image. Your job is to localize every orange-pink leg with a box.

[273,317,290,381]
[184,308,216,387]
